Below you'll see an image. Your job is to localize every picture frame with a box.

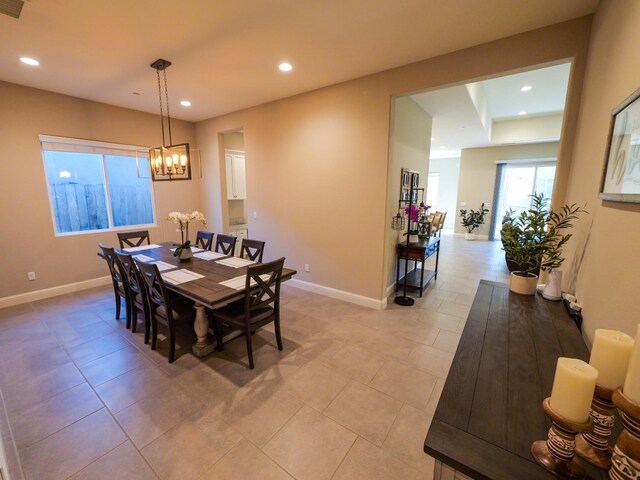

[401,189,409,201]
[599,88,640,203]
[412,172,420,188]
[401,170,409,187]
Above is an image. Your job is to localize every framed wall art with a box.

[600,88,640,203]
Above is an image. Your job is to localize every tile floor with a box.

[0,235,510,480]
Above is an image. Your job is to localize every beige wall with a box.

[455,142,560,237]
[561,0,640,341]
[383,96,432,293]
[0,81,199,298]
[492,113,563,144]
[195,18,591,302]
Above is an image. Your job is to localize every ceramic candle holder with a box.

[609,389,640,480]
[575,385,615,470]
[531,397,594,480]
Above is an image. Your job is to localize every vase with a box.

[542,270,563,301]
[178,247,193,262]
[464,232,476,241]
[509,272,538,295]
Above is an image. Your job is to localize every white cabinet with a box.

[225,151,246,200]
[229,228,248,256]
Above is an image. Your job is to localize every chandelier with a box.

[149,59,191,181]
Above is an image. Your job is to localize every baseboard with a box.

[453,233,489,240]
[0,276,112,309]
[287,279,386,310]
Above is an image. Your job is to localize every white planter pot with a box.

[464,232,476,241]
[542,270,563,301]
[509,272,538,295]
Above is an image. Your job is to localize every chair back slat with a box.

[117,230,150,248]
[240,239,266,263]
[215,234,237,255]
[244,257,285,316]
[195,231,215,250]
[113,250,144,298]
[135,261,169,312]
[99,243,126,289]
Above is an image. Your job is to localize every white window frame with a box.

[39,135,158,236]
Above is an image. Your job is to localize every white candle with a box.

[623,324,640,404]
[549,357,598,423]
[589,329,634,390]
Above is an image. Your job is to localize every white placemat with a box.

[152,261,177,272]
[216,257,256,268]
[162,269,204,285]
[193,251,227,261]
[132,254,154,262]
[123,244,162,252]
[220,273,271,290]
[170,247,204,253]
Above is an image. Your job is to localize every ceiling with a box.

[0,1,598,122]
[412,63,571,159]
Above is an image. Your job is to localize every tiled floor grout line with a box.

[42,311,163,480]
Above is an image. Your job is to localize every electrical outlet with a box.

[253,211,257,219]
[27,272,36,281]
[304,264,310,272]
[460,202,466,207]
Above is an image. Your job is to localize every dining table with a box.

[112,242,297,357]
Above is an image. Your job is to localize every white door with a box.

[225,152,247,200]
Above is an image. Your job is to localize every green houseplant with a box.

[459,203,490,240]
[500,193,586,295]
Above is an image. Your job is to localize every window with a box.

[493,161,556,238]
[426,173,440,210]
[40,136,155,235]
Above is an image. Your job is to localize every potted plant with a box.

[167,210,207,261]
[459,203,489,240]
[500,193,586,295]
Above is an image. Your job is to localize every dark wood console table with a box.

[395,237,440,297]
[424,280,608,480]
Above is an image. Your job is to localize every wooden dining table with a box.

[113,242,297,357]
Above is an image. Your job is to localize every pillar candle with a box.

[589,329,635,390]
[623,324,640,404]
[549,357,598,423]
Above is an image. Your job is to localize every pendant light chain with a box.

[163,69,173,146]
[156,68,166,146]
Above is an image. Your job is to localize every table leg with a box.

[192,303,217,357]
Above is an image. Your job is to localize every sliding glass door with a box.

[492,162,556,238]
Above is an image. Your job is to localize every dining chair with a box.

[430,212,443,237]
[240,239,266,263]
[436,211,447,236]
[117,230,150,249]
[98,243,131,328]
[136,260,195,363]
[195,230,215,250]
[215,234,237,255]
[211,257,285,369]
[113,250,151,343]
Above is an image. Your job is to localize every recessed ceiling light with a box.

[278,62,293,72]
[439,146,445,149]
[180,100,191,107]
[518,111,527,116]
[20,57,39,66]
[521,85,532,92]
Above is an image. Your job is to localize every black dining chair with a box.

[240,239,266,263]
[215,234,237,255]
[211,257,285,369]
[117,230,150,249]
[98,243,131,328]
[195,231,215,250]
[136,260,195,363]
[113,250,151,343]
